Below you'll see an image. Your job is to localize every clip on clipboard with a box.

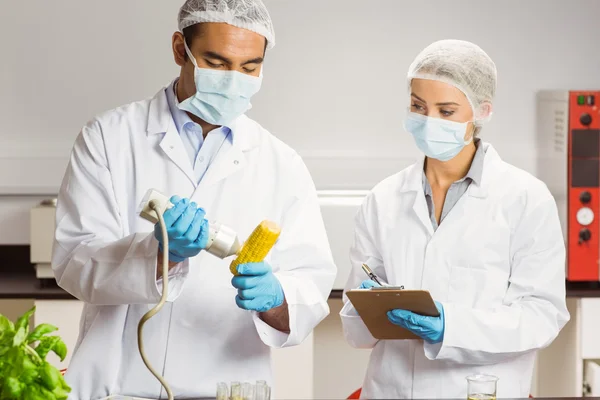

[345,288,439,340]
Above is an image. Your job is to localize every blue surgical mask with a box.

[403,111,473,161]
[178,42,263,126]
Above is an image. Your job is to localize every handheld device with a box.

[136,189,281,399]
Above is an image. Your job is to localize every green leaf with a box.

[38,362,60,390]
[1,376,22,398]
[11,347,39,383]
[60,373,71,390]
[12,326,26,347]
[22,384,56,400]
[52,386,70,400]
[0,307,71,400]
[33,336,67,362]
[15,306,35,335]
[0,314,15,356]
[52,339,67,362]
[27,323,58,343]
[0,314,14,334]
[0,331,13,356]
[34,336,59,360]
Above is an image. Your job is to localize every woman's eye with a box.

[242,67,257,73]
[411,103,425,111]
[440,110,455,117]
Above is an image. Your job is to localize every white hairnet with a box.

[178,0,275,49]
[407,40,497,124]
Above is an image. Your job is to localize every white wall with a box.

[1,2,597,394]
[2,0,600,242]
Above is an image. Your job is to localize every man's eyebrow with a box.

[203,51,233,65]
[242,57,264,65]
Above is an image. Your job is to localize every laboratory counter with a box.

[3,245,600,300]
[96,397,600,400]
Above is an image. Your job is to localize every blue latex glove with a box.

[154,196,210,263]
[387,301,445,344]
[359,280,380,289]
[231,262,284,313]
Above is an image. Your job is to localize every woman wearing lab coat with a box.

[340,39,570,398]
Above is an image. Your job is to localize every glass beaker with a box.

[466,374,498,400]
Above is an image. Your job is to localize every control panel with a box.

[569,92,600,281]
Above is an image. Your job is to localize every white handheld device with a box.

[139,189,242,259]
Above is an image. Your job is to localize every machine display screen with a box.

[571,129,600,187]
[572,159,600,187]
[572,129,600,158]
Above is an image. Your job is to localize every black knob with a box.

[581,113,593,126]
[580,191,592,204]
[579,228,592,243]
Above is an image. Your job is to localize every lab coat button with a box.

[234,160,239,165]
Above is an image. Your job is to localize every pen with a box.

[361,263,386,286]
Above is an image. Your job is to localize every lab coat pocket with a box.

[447,265,489,307]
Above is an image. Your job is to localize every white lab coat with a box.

[340,143,569,399]
[52,85,336,400]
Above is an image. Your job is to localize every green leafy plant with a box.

[0,306,71,399]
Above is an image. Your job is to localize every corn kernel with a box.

[230,220,281,275]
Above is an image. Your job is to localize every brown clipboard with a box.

[345,288,440,340]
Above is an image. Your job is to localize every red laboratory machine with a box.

[538,90,600,281]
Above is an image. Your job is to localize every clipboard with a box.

[345,288,439,340]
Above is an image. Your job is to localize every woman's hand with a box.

[387,301,445,344]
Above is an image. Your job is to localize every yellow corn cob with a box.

[230,220,281,275]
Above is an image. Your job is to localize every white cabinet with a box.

[33,300,84,370]
[535,297,600,397]
[318,190,367,290]
[581,299,600,359]
[584,361,600,396]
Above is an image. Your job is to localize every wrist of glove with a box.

[154,196,210,263]
[231,262,284,313]
[158,242,186,263]
[387,301,445,344]
[359,280,380,289]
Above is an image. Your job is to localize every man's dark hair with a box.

[181,24,267,60]
[182,25,200,60]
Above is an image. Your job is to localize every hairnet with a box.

[178,0,275,49]
[407,40,497,124]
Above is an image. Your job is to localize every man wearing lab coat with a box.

[51,1,336,398]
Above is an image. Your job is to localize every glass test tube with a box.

[255,380,266,400]
[216,382,229,400]
[231,381,242,400]
[242,382,255,400]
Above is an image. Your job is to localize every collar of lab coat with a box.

[145,84,259,152]
[400,142,504,199]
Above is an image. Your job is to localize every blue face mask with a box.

[403,111,473,162]
[178,42,263,126]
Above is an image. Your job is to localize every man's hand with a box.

[153,196,210,263]
[231,262,284,312]
[387,301,445,344]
